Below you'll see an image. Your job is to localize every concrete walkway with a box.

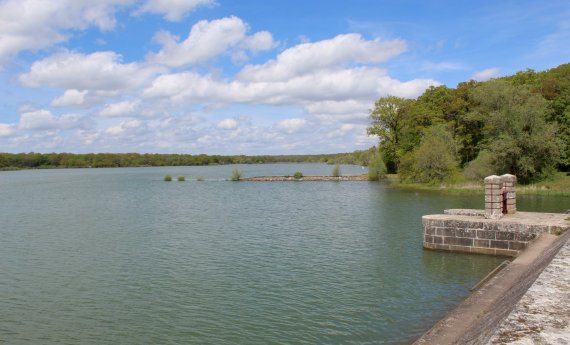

[488,234,570,344]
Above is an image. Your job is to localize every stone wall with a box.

[423,216,538,256]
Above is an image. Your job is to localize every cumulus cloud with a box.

[277,118,307,133]
[217,118,238,130]
[471,67,501,81]
[135,0,215,21]
[20,51,163,92]
[238,33,407,82]
[19,109,90,130]
[99,100,139,117]
[0,0,132,67]
[148,16,276,67]
[144,68,438,104]
[51,89,89,107]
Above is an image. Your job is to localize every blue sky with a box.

[0,0,569,154]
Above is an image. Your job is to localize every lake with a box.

[0,164,566,344]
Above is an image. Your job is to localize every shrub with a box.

[463,150,495,181]
[164,175,172,182]
[368,154,387,181]
[332,164,341,177]
[177,176,185,182]
[230,168,242,181]
[196,176,205,181]
[399,125,459,184]
[293,171,303,179]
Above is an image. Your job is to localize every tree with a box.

[367,96,413,172]
[398,125,459,184]
[469,80,562,182]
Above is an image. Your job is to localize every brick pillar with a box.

[484,175,503,219]
[501,174,517,214]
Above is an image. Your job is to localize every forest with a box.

[0,150,374,170]
[367,63,570,184]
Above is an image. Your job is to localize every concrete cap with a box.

[484,175,502,184]
[500,174,517,183]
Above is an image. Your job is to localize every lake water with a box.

[1,164,566,344]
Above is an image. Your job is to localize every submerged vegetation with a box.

[367,63,570,185]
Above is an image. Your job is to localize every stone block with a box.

[433,236,443,244]
[490,240,510,249]
[471,247,497,256]
[456,228,476,238]
[425,227,437,235]
[474,239,491,248]
[509,241,527,251]
[496,232,515,241]
[495,248,518,257]
[441,228,456,237]
[424,235,434,243]
[445,237,474,246]
[477,230,496,239]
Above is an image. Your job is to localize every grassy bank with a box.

[386,173,570,197]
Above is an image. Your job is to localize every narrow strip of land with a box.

[242,175,368,181]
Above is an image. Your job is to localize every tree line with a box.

[0,150,377,170]
[367,63,570,184]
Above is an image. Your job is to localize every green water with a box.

[1,164,565,344]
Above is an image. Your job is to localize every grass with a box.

[230,168,242,181]
[293,171,303,179]
[164,175,172,182]
[196,176,205,181]
[388,172,570,196]
[177,176,185,182]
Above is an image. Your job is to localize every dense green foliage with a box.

[164,175,172,182]
[177,176,186,182]
[367,63,570,184]
[0,150,377,170]
[367,151,387,181]
[293,171,303,179]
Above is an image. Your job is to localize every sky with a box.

[0,0,569,155]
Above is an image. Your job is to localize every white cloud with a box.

[242,31,277,53]
[217,118,238,130]
[471,67,501,81]
[51,89,88,107]
[99,100,139,117]
[277,118,307,133]
[0,123,15,137]
[20,51,163,92]
[238,33,407,82]
[148,16,276,67]
[135,0,215,21]
[0,0,132,66]
[19,109,89,130]
[144,68,438,104]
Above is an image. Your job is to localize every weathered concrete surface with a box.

[413,230,570,345]
[423,211,569,256]
[488,234,570,344]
